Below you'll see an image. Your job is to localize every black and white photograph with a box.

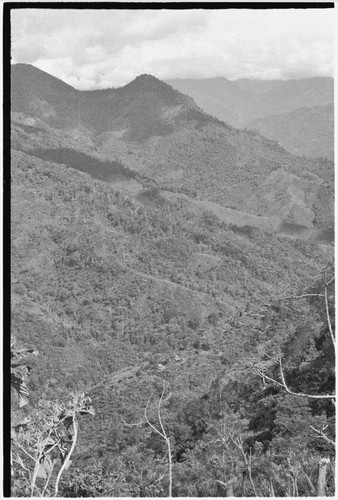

[6,2,335,497]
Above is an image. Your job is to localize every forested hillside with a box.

[11,65,335,497]
[246,104,334,161]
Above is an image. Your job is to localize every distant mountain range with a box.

[167,76,334,159]
[167,76,334,126]
[246,104,334,161]
[11,63,334,233]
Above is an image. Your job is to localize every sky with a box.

[11,7,335,90]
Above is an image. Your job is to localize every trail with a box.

[115,258,209,299]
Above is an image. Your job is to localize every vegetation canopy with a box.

[10,64,335,497]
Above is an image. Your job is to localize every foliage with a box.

[11,340,95,497]
[11,337,38,407]
[10,64,335,496]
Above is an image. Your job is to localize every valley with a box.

[10,64,335,497]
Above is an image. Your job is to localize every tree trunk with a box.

[226,483,234,497]
[225,478,235,497]
[316,457,329,496]
[216,478,235,497]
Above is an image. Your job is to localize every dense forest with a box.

[10,64,335,497]
[11,151,335,496]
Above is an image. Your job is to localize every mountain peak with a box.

[12,63,76,92]
[11,64,220,138]
[118,73,194,113]
[134,73,162,83]
[123,73,175,93]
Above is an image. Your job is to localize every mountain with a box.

[246,104,334,160]
[12,64,218,138]
[11,64,334,232]
[166,77,259,128]
[11,63,79,128]
[10,65,335,496]
[167,76,334,129]
[236,77,334,114]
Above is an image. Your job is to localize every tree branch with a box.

[255,358,335,400]
[144,396,165,439]
[15,442,36,462]
[325,275,335,287]
[122,384,173,496]
[143,383,172,497]
[157,383,167,439]
[301,469,317,495]
[120,416,144,427]
[283,293,324,300]
[41,460,55,498]
[54,413,78,496]
[30,428,54,496]
[232,437,257,497]
[309,425,335,447]
[324,285,335,348]
[12,454,31,474]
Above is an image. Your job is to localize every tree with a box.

[123,381,173,496]
[11,337,38,408]
[253,271,335,495]
[11,339,95,497]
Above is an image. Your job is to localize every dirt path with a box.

[116,258,209,299]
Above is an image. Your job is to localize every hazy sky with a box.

[11,8,334,89]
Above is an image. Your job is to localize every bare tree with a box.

[255,357,335,403]
[255,273,335,496]
[122,381,172,497]
[232,436,257,496]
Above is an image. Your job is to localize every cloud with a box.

[11,8,334,89]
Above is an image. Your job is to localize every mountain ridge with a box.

[12,63,220,137]
[11,63,334,232]
[246,103,334,160]
[167,75,334,135]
